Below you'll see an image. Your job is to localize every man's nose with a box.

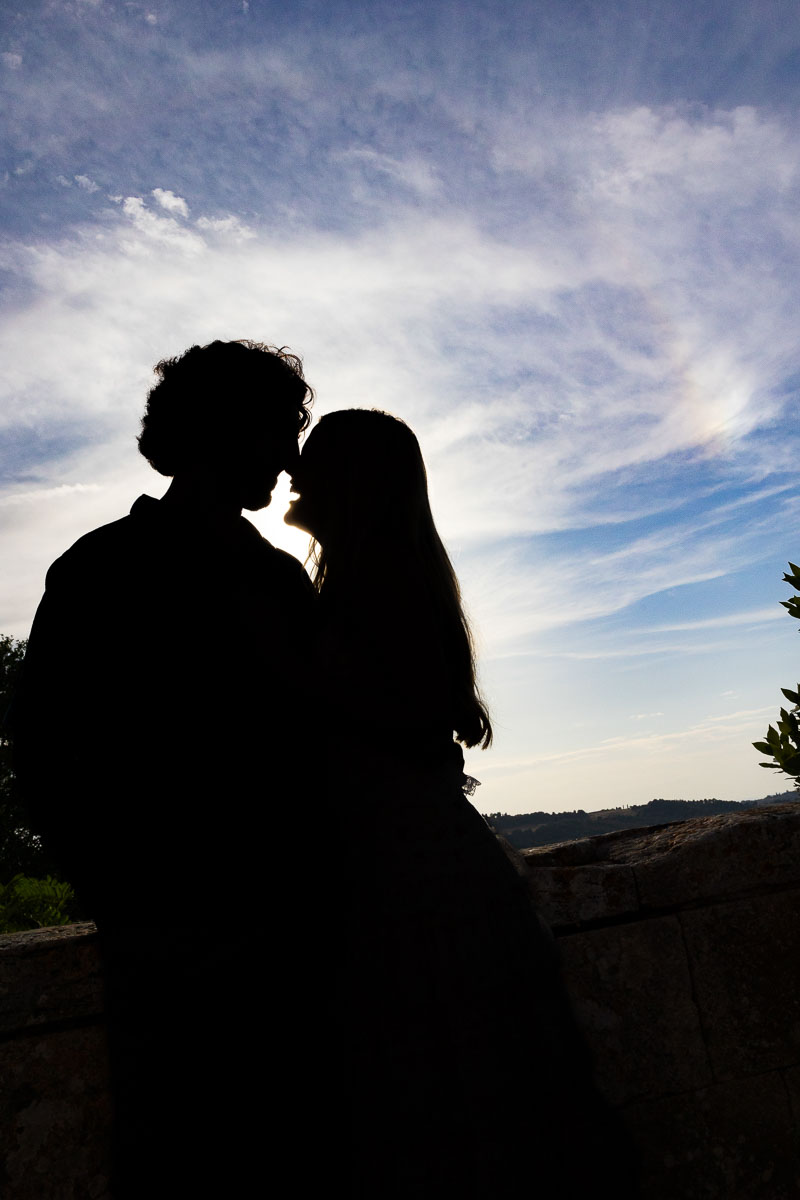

[281,443,300,474]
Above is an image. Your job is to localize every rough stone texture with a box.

[1,802,799,1197]
[524,861,638,929]
[0,1024,111,1200]
[623,1071,800,1200]
[524,802,800,920]
[0,926,110,1200]
[524,802,800,1197]
[679,889,800,1081]
[0,923,103,1035]
[557,916,712,1106]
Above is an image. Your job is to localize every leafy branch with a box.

[780,562,800,622]
[0,874,77,934]
[753,563,800,788]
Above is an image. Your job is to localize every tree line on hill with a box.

[483,793,797,850]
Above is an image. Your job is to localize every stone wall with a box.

[1,802,799,1197]
[522,801,800,1199]
[0,923,108,1199]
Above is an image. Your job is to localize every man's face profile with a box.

[214,405,300,512]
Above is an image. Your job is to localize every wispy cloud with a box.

[645,609,783,634]
[337,148,442,199]
[0,483,103,507]
[483,707,779,773]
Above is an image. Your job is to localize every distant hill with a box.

[483,790,798,850]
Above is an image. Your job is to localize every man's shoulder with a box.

[64,514,138,553]
[46,512,140,583]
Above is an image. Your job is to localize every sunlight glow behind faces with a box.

[250,473,311,562]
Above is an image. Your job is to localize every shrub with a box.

[0,874,78,934]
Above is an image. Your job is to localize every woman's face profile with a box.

[285,424,335,539]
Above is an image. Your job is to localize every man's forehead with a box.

[228,405,301,435]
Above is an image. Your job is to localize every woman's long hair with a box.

[306,409,492,749]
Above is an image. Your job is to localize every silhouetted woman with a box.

[286,409,637,1198]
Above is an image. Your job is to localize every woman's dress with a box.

[334,732,638,1198]
[313,580,637,1197]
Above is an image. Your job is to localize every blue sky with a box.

[3,0,800,812]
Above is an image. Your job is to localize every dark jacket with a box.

[11,494,315,923]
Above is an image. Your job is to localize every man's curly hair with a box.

[138,339,314,476]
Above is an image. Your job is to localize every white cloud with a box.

[2,52,22,70]
[75,174,99,192]
[152,188,189,218]
[195,214,255,241]
[120,196,204,252]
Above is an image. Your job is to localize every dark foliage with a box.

[0,636,54,881]
[0,635,80,929]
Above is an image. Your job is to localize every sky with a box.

[3,0,800,814]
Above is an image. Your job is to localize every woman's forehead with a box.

[301,423,332,453]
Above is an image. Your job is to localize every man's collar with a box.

[129,495,274,549]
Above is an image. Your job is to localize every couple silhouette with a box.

[13,340,638,1197]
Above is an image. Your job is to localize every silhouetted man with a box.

[12,339,315,1195]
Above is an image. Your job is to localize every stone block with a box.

[557,915,711,1106]
[0,1024,111,1199]
[632,806,800,910]
[0,924,103,1034]
[525,862,639,928]
[623,1070,800,1200]
[680,890,800,1080]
